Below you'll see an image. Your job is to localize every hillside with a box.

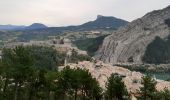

[73,35,108,56]
[78,15,128,30]
[0,23,47,31]
[66,61,170,93]
[25,23,47,30]
[143,36,170,64]
[0,25,26,30]
[95,5,170,64]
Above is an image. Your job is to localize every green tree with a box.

[27,46,65,70]
[159,88,170,100]
[152,88,170,100]
[138,75,157,100]
[24,68,57,100]
[105,73,130,100]
[0,46,101,100]
[68,49,92,63]
[1,46,34,100]
[56,66,102,100]
[44,70,59,100]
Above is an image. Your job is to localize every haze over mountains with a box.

[11,15,128,41]
[0,25,26,30]
[0,23,47,31]
[0,15,128,31]
[25,23,48,30]
[77,15,128,30]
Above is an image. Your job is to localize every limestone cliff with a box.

[95,6,170,64]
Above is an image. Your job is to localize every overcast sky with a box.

[0,0,169,26]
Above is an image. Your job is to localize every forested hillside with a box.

[73,35,108,56]
[0,46,170,100]
[143,36,170,64]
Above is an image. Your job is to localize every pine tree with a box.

[138,75,157,100]
[56,66,102,100]
[105,73,130,100]
[2,46,34,100]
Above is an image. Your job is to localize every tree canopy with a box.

[105,73,130,100]
[143,36,170,64]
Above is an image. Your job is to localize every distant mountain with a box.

[0,23,47,31]
[0,25,26,30]
[16,16,128,41]
[25,23,47,30]
[22,16,128,32]
[79,15,128,30]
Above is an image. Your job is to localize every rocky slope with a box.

[64,61,170,93]
[95,6,170,64]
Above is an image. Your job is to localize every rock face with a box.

[95,6,170,64]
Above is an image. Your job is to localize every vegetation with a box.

[0,46,100,100]
[68,49,92,63]
[73,35,108,56]
[0,46,170,100]
[26,46,66,70]
[104,73,130,100]
[137,75,170,100]
[154,88,170,100]
[137,75,157,100]
[56,66,102,100]
[143,36,170,64]
[1,46,34,100]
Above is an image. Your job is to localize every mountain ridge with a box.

[95,5,170,64]
[0,25,26,30]
[79,15,128,30]
[16,15,128,41]
[0,23,47,31]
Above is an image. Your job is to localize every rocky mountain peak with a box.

[80,15,128,30]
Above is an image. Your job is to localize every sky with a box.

[0,0,170,26]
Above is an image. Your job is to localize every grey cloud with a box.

[0,0,169,26]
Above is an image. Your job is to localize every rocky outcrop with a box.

[65,61,170,93]
[95,6,170,64]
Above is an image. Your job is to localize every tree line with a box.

[0,46,169,100]
[73,35,108,56]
